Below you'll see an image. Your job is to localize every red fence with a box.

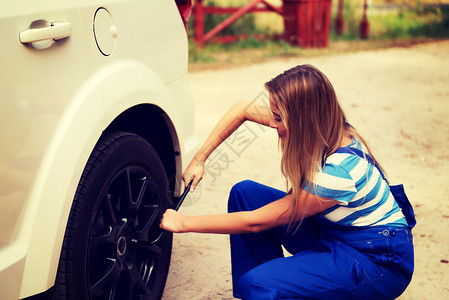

[193,0,283,48]
[192,0,366,49]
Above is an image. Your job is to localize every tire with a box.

[55,131,173,300]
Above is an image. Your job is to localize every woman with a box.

[160,65,414,299]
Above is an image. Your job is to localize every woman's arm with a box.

[160,191,339,234]
[183,99,272,190]
[160,196,291,234]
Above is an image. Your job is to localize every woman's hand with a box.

[182,158,205,191]
[160,209,188,233]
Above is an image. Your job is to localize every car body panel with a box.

[0,0,197,298]
[1,2,93,298]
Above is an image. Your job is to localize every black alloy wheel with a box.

[55,131,173,300]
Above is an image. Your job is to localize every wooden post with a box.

[194,0,205,48]
[360,0,369,39]
[335,0,344,35]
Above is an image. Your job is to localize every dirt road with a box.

[162,40,449,299]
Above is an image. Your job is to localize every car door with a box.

[0,1,98,298]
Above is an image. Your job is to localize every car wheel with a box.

[55,131,172,300]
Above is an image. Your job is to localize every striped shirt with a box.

[308,138,407,227]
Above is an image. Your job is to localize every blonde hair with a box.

[265,64,384,226]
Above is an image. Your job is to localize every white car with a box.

[0,0,197,299]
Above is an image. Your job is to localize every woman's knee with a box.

[228,180,285,213]
[228,180,258,213]
[230,180,259,195]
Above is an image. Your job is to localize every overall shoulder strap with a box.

[335,148,416,228]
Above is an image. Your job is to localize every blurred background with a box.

[186,0,449,68]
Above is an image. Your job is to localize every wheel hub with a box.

[117,236,127,256]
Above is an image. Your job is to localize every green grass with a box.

[332,3,449,40]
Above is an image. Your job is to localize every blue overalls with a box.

[228,180,415,300]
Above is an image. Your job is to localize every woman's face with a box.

[269,96,287,141]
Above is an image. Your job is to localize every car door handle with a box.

[19,21,73,44]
